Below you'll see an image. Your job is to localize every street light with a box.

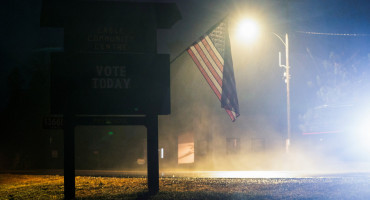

[273,33,291,153]
[236,18,260,44]
[236,19,291,153]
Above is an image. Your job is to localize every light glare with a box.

[236,19,259,43]
[354,114,370,152]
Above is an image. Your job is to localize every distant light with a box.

[160,148,164,159]
[137,158,145,165]
[302,131,342,135]
[160,171,319,178]
[236,18,259,44]
[355,116,370,137]
[342,107,370,159]
[354,114,370,152]
[108,131,114,136]
[213,171,296,178]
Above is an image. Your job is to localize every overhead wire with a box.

[296,31,370,37]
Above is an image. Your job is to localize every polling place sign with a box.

[51,53,170,115]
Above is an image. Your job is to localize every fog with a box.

[72,19,370,173]
[1,0,370,174]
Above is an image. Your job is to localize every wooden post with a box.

[63,114,75,200]
[146,115,159,194]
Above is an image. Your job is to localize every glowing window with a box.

[226,138,240,154]
[178,132,194,164]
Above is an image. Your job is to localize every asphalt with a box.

[2,169,370,179]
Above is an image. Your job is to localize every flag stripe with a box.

[187,48,222,100]
[205,36,224,69]
[189,46,223,96]
[225,109,236,121]
[191,41,237,121]
[199,38,223,79]
[187,19,240,122]
[194,42,223,86]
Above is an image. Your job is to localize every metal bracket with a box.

[279,52,286,68]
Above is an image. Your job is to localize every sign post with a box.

[146,115,159,193]
[63,114,75,199]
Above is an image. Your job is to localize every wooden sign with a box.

[41,1,181,197]
[63,2,157,53]
[41,1,181,53]
[51,53,170,115]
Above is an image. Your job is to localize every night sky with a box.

[1,0,370,110]
[1,0,370,107]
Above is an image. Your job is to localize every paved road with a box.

[3,169,370,179]
[2,170,370,199]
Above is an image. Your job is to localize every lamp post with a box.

[273,33,291,153]
[235,19,291,153]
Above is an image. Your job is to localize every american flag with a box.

[187,18,240,121]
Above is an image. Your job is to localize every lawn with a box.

[1,173,370,199]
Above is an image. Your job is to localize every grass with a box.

[1,173,370,199]
[0,174,148,200]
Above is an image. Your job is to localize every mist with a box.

[1,0,370,176]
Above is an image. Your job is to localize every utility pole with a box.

[285,33,291,153]
[275,33,291,153]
